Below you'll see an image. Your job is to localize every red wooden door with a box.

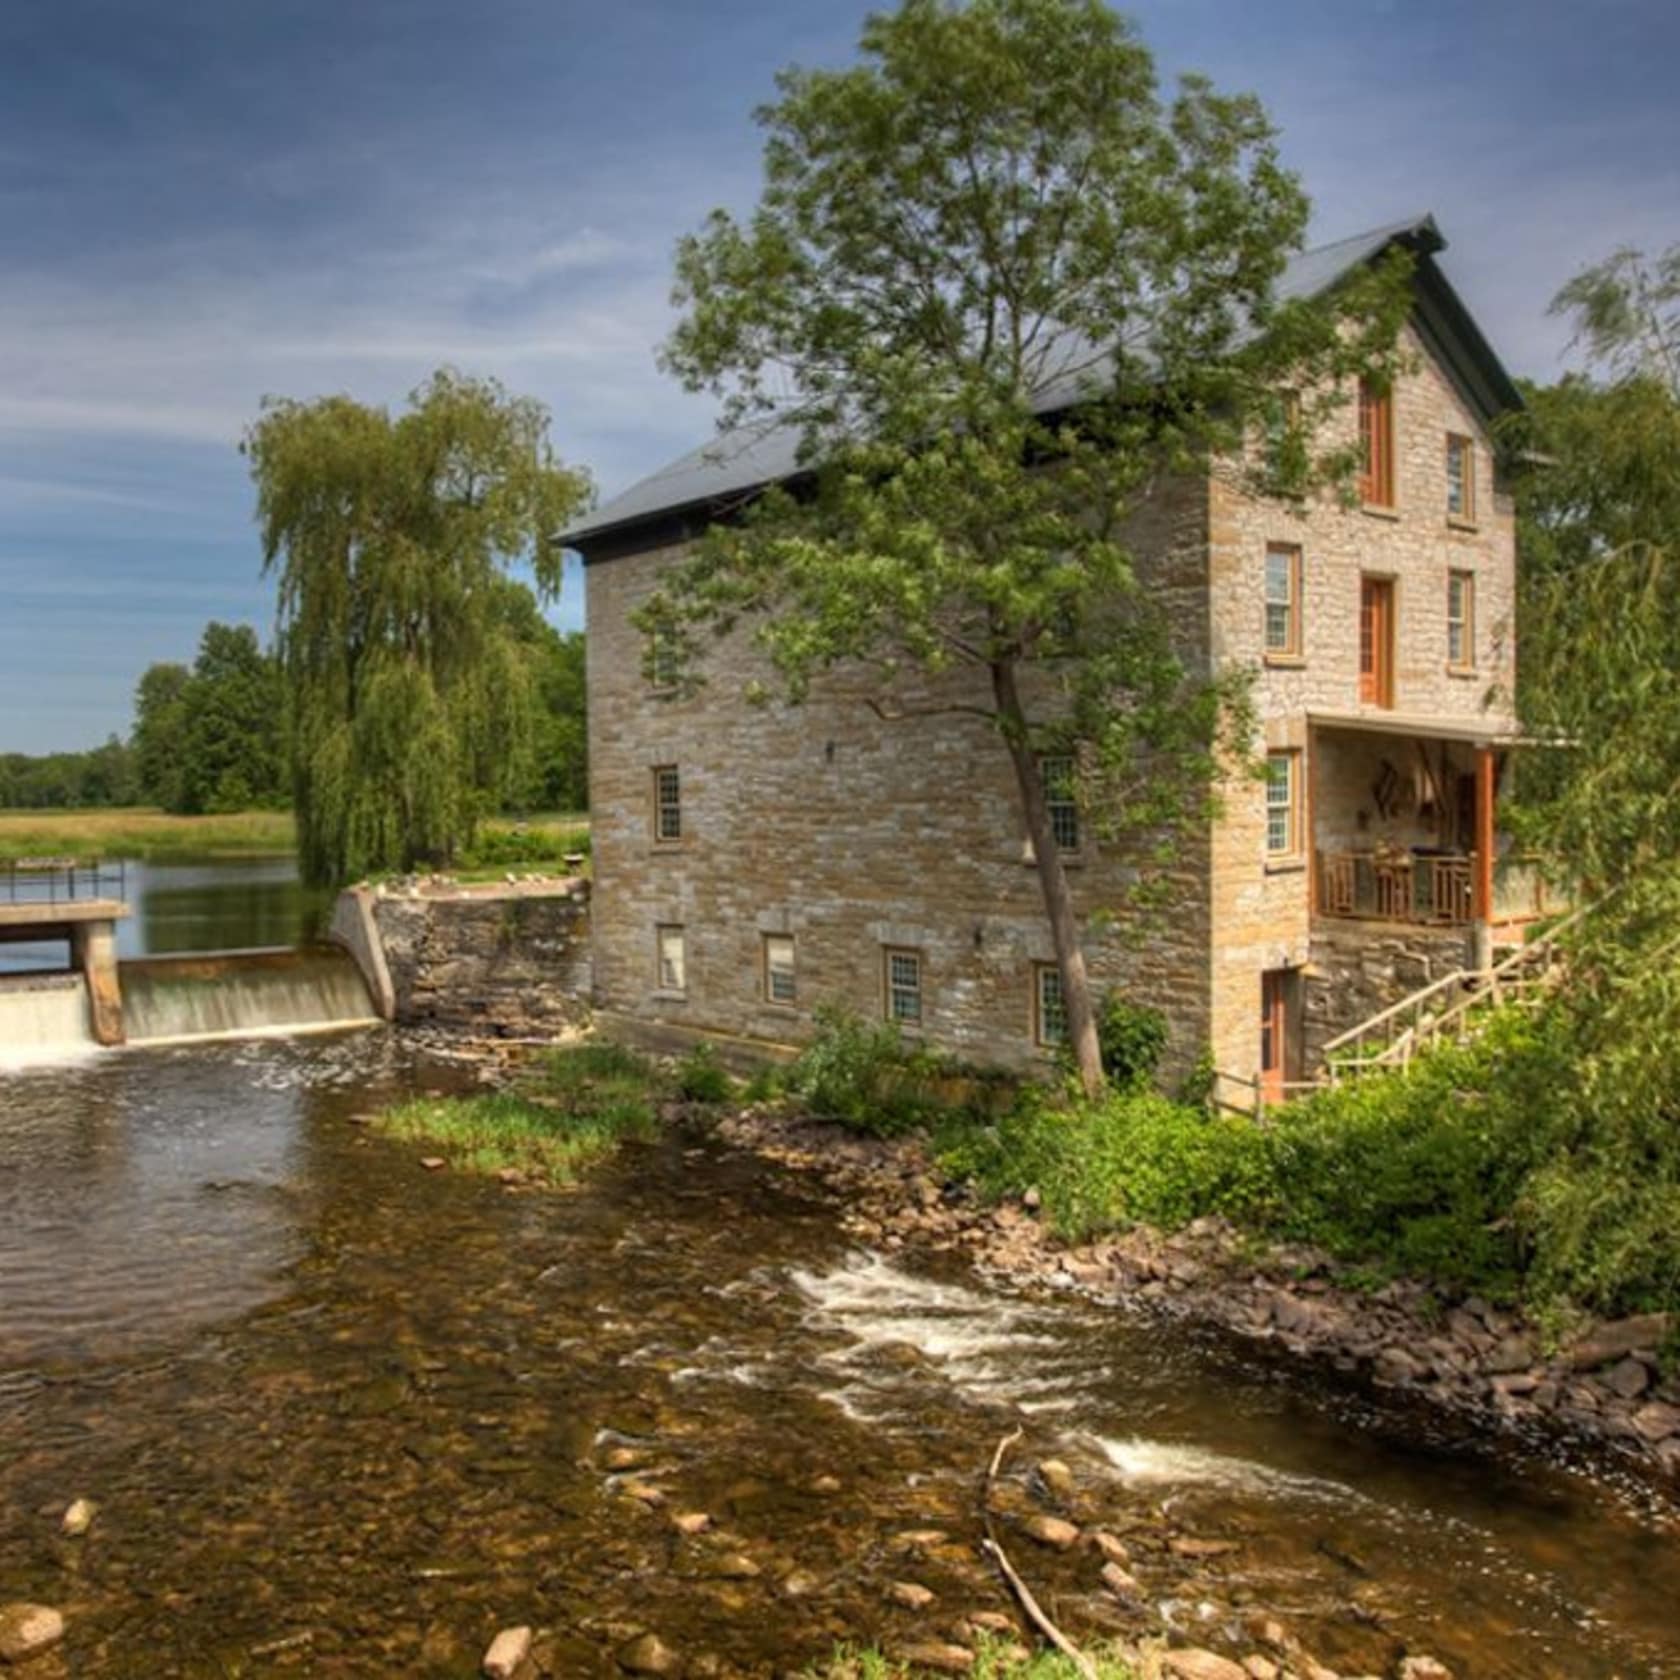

[1260,970,1289,1105]
[1359,576,1395,708]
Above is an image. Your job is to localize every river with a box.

[0,864,1678,1676]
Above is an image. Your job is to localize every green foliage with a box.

[1093,993,1168,1092]
[674,1041,733,1104]
[645,0,1411,1091]
[458,821,590,870]
[786,1006,950,1136]
[0,737,137,810]
[244,368,591,887]
[806,1636,1135,1679]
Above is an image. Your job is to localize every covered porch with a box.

[1306,712,1549,959]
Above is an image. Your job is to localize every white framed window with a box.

[656,924,686,992]
[884,947,923,1026]
[1040,755,1079,852]
[653,765,682,842]
[1034,962,1068,1048]
[1264,542,1302,659]
[763,934,796,1005]
[1265,751,1300,857]
[1447,570,1475,670]
[1446,434,1475,521]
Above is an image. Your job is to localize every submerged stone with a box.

[0,1603,65,1665]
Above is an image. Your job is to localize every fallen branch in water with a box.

[980,1424,1100,1680]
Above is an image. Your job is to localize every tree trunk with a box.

[991,657,1106,1100]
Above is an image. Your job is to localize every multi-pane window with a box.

[1358,378,1395,507]
[763,934,796,1005]
[656,924,686,992]
[1446,433,1475,521]
[1034,963,1068,1048]
[1265,751,1299,857]
[1448,570,1476,670]
[653,765,682,842]
[1264,543,1302,659]
[884,948,923,1026]
[1040,755,1080,852]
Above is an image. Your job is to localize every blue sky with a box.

[1,0,1675,751]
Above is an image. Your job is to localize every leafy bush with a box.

[1094,992,1169,1091]
[461,822,591,869]
[674,1041,732,1104]
[785,1006,948,1136]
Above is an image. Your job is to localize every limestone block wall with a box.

[1304,918,1473,1067]
[366,885,592,1037]
[584,481,1216,1079]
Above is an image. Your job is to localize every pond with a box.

[1,1032,1677,1677]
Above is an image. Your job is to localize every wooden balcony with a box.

[1317,849,1553,928]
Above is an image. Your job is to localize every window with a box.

[1265,751,1300,857]
[1358,378,1395,507]
[653,765,682,842]
[1446,434,1475,521]
[656,924,686,992]
[1359,575,1395,708]
[1034,963,1068,1048]
[1448,570,1476,670]
[763,934,796,1005]
[1040,755,1079,852]
[1264,543,1302,659]
[884,947,923,1026]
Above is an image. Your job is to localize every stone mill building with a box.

[562,215,1535,1103]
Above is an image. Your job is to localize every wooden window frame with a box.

[1263,542,1303,663]
[1265,750,1301,860]
[1359,574,1396,709]
[1358,379,1396,509]
[653,764,682,843]
[655,923,686,994]
[762,933,796,1006]
[1447,569,1476,672]
[1033,961,1069,1049]
[883,946,923,1027]
[1039,755,1080,852]
[1445,433,1476,524]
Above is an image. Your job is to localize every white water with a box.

[122,949,377,1045]
[0,973,97,1070]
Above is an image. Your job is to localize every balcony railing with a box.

[1317,849,1554,927]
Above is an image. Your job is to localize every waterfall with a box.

[0,972,96,1068]
[121,947,378,1045]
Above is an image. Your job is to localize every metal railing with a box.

[0,857,127,906]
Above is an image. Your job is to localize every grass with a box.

[0,807,295,861]
[806,1639,1136,1679]
[373,1041,661,1184]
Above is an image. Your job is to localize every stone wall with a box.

[361,883,592,1037]
[585,479,1215,1080]
[1303,917,1473,1067]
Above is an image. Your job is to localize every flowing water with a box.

[2,1034,1678,1677]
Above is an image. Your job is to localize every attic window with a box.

[1359,379,1396,508]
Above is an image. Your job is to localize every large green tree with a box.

[244,370,590,886]
[643,0,1408,1094]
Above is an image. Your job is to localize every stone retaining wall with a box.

[338,880,592,1038]
[1304,918,1472,1066]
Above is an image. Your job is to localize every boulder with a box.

[482,1625,532,1679]
[1604,1357,1652,1401]
[887,1581,934,1610]
[1100,1561,1146,1606]
[1566,1313,1673,1371]
[895,1644,973,1674]
[0,1604,65,1666]
[1631,1401,1680,1443]
[1035,1458,1076,1501]
[1398,1659,1454,1680]
[60,1498,97,1538]
[1020,1513,1079,1550]
[618,1631,680,1676]
[1162,1650,1249,1680]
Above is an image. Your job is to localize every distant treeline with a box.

[0,591,587,815]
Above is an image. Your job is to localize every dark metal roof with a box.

[563,213,1518,555]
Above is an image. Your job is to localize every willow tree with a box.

[244,370,590,886]
[642,0,1409,1095]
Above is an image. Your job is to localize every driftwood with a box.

[980,1425,1100,1680]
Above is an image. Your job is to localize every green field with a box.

[0,808,589,866]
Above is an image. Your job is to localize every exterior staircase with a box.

[1317,910,1578,1083]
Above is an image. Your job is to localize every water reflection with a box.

[0,1036,1677,1678]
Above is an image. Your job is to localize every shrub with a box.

[1094,992,1168,1092]
[674,1041,732,1104]
[785,1005,947,1136]
[460,822,591,869]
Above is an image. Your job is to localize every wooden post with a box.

[1473,744,1496,973]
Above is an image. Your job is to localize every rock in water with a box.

[1035,1458,1076,1500]
[0,1604,66,1665]
[60,1498,97,1537]
[1020,1513,1079,1549]
[1162,1651,1250,1680]
[619,1632,680,1675]
[482,1625,531,1678]
[887,1581,934,1609]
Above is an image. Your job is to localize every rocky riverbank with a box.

[711,1102,1680,1497]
